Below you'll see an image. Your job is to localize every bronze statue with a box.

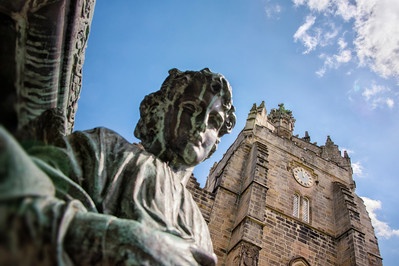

[0,68,236,265]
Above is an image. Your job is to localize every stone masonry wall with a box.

[260,208,337,265]
[187,175,215,223]
[189,116,382,265]
[355,196,382,264]
[207,187,238,262]
[210,149,248,263]
[333,182,383,266]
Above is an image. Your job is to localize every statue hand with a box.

[145,229,217,266]
[190,245,217,266]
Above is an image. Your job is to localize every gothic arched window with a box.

[289,256,311,266]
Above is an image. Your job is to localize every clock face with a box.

[292,167,314,187]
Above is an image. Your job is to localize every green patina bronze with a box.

[0,69,235,265]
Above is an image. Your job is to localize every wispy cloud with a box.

[362,197,399,239]
[265,1,283,19]
[292,0,399,79]
[362,83,395,109]
[386,98,395,109]
[362,84,388,101]
[293,15,318,54]
[316,37,352,77]
[352,161,364,177]
[348,80,397,110]
[293,0,330,12]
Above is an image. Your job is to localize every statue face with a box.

[164,84,226,167]
[135,68,235,170]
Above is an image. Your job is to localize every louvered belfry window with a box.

[293,194,310,222]
[302,197,309,222]
[293,194,300,218]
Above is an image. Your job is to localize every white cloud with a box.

[361,197,399,239]
[348,81,397,109]
[351,161,363,177]
[354,0,399,78]
[361,83,395,109]
[370,97,395,110]
[293,15,319,54]
[292,0,399,79]
[293,0,330,12]
[335,49,351,63]
[362,84,388,101]
[265,2,283,19]
[293,0,305,6]
[316,38,352,77]
[386,98,395,108]
[315,66,326,77]
[337,38,347,49]
[335,0,357,21]
[319,23,339,47]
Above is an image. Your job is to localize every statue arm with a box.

[64,210,217,266]
[0,125,214,265]
[61,128,217,265]
[0,196,215,266]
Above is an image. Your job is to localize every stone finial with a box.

[258,101,266,112]
[303,131,311,142]
[326,135,333,145]
[321,136,352,170]
[244,101,268,130]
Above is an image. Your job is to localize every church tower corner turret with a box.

[267,103,296,139]
[245,101,269,130]
[244,102,296,138]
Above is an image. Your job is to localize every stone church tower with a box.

[187,102,382,266]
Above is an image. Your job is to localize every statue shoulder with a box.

[68,127,131,148]
[72,127,124,139]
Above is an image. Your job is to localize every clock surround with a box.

[292,166,314,188]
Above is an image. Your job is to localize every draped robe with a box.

[0,126,214,265]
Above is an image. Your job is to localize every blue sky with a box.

[75,1,399,264]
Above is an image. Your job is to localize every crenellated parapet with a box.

[245,102,352,172]
[320,136,352,171]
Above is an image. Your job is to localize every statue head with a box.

[134,68,236,169]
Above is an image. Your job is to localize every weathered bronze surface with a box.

[0,68,236,265]
[0,0,96,135]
